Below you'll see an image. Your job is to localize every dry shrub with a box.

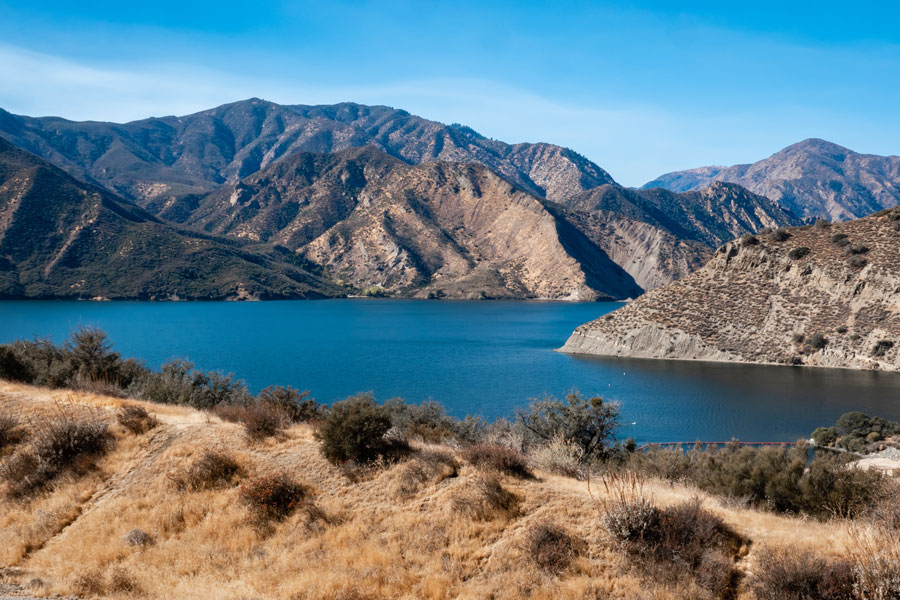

[848,526,900,600]
[600,473,742,598]
[174,450,243,491]
[530,433,583,479]
[750,549,855,600]
[257,385,325,423]
[0,413,26,451]
[108,567,141,594]
[72,569,106,597]
[240,472,311,524]
[396,450,459,496]
[525,521,582,574]
[0,409,110,499]
[599,471,659,547]
[461,444,532,479]
[213,402,290,440]
[453,475,521,521]
[116,405,157,434]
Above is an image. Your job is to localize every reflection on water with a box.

[1,299,898,443]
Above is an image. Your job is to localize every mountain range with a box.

[7,99,895,301]
[644,138,900,221]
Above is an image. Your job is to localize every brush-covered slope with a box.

[644,139,900,221]
[0,99,616,206]
[0,138,342,300]
[161,146,640,300]
[561,208,900,371]
[556,181,801,289]
[0,382,868,600]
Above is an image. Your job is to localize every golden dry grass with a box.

[0,381,890,599]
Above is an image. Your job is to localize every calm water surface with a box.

[2,300,899,443]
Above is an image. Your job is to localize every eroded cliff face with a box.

[561,209,900,371]
[179,147,641,300]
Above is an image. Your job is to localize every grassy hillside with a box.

[0,380,896,600]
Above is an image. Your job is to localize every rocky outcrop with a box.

[644,139,900,221]
[561,209,900,371]
[167,147,641,300]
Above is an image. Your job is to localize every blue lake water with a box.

[2,299,900,443]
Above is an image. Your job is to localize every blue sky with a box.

[1,0,898,186]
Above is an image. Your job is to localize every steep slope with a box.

[163,146,641,300]
[561,210,900,371]
[0,99,616,207]
[0,138,343,300]
[555,181,801,289]
[644,139,900,221]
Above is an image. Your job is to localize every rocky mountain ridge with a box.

[0,99,616,207]
[561,209,900,371]
[0,138,343,300]
[644,139,900,221]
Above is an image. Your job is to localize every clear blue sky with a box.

[1,0,898,186]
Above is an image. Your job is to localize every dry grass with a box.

[0,381,891,599]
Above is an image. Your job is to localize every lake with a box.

[2,299,899,443]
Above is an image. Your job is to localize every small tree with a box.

[518,392,619,462]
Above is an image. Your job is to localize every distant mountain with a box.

[553,181,802,289]
[643,139,900,221]
[0,138,342,300]
[161,146,642,300]
[0,99,616,207]
[561,211,900,371]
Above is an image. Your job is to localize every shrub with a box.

[769,228,791,242]
[396,450,459,496]
[627,443,883,519]
[452,475,521,521]
[519,391,619,462]
[0,414,26,451]
[257,386,325,423]
[123,528,152,547]
[116,405,157,434]
[849,526,900,600]
[461,444,532,478]
[811,426,839,446]
[240,473,310,523]
[525,522,581,573]
[788,246,811,260]
[133,359,251,409]
[831,233,850,247]
[383,398,483,443]
[175,450,243,491]
[0,346,31,382]
[740,233,759,246]
[750,549,855,600]
[846,243,870,255]
[530,433,584,479]
[814,219,831,230]
[1,410,110,498]
[807,333,828,349]
[872,340,894,357]
[213,402,289,440]
[848,255,868,269]
[317,394,394,464]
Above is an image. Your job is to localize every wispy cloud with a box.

[0,43,893,186]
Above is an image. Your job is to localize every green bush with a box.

[0,346,31,382]
[871,340,894,357]
[256,386,324,423]
[133,359,251,409]
[627,443,884,518]
[383,398,483,443]
[317,394,394,464]
[518,392,619,462]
